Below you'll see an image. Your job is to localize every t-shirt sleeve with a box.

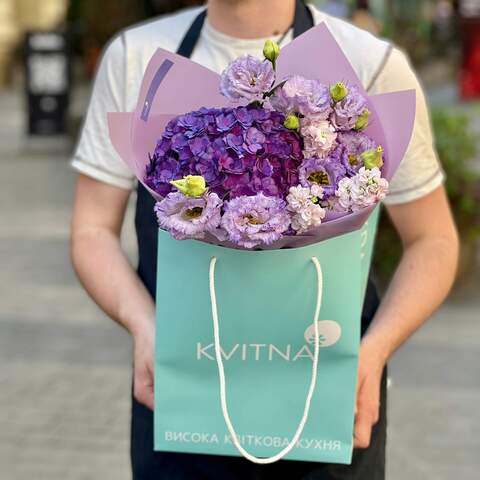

[70,33,136,190]
[369,46,445,205]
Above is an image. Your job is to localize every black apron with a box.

[134,1,379,330]
[130,3,386,478]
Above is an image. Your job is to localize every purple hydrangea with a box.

[337,131,377,175]
[154,191,222,240]
[221,193,291,248]
[330,84,367,131]
[145,106,304,200]
[270,75,332,119]
[299,151,347,196]
[220,55,275,103]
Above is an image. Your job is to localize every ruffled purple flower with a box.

[337,131,377,175]
[220,55,275,103]
[299,154,347,196]
[330,84,367,131]
[154,191,222,240]
[221,193,290,248]
[270,75,332,119]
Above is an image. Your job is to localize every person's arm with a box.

[69,32,156,410]
[353,185,459,448]
[353,45,459,448]
[70,175,155,410]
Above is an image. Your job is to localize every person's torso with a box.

[119,4,391,112]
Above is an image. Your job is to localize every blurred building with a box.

[0,0,68,86]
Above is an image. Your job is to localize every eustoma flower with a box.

[337,131,378,175]
[286,184,326,233]
[220,55,275,103]
[154,189,223,240]
[298,151,347,196]
[221,193,290,248]
[270,75,332,119]
[330,83,368,131]
[336,167,389,212]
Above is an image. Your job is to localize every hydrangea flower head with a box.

[145,106,304,200]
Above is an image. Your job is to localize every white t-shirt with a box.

[71,4,445,205]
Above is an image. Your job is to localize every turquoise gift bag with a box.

[154,208,380,464]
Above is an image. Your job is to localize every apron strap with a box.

[176,9,207,58]
[176,0,314,58]
[293,0,314,38]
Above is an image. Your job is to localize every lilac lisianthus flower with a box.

[337,131,377,175]
[270,75,332,119]
[330,84,368,131]
[220,55,275,103]
[221,193,290,248]
[336,167,389,212]
[154,191,223,240]
[299,155,346,196]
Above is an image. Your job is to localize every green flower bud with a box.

[170,175,207,197]
[283,114,300,130]
[361,146,384,170]
[355,108,370,130]
[330,82,349,102]
[263,39,280,64]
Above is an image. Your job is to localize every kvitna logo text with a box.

[196,320,342,361]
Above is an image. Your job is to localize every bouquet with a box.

[107,22,416,465]
[144,41,389,249]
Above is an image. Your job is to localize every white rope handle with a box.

[208,256,323,464]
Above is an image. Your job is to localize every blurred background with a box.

[0,0,479,479]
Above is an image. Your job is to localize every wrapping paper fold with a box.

[108,22,416,248]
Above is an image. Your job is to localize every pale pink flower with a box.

[335,167,389,212]
[300,118,337,158]
[286,184,326,233]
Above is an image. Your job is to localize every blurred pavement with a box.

[0,86,479,479]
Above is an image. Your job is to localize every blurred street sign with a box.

[25,32,70,135]
[458,1,480,98]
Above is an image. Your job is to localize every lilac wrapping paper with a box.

[108,22,416,249]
